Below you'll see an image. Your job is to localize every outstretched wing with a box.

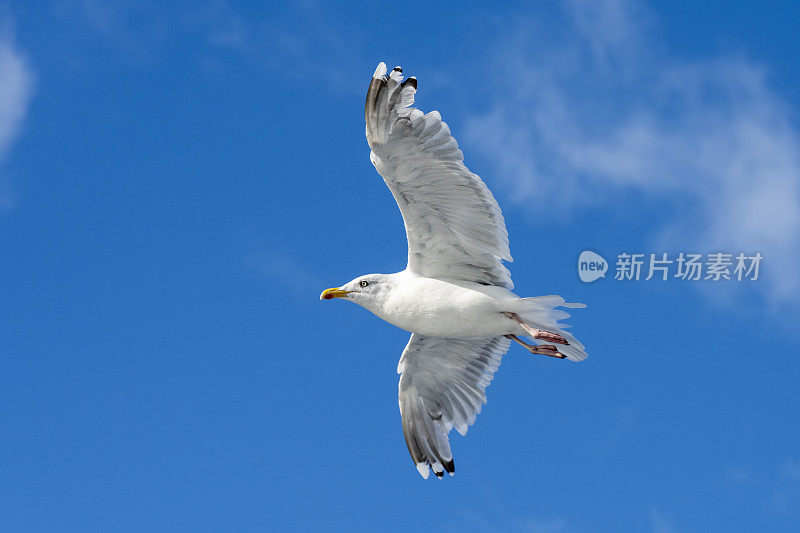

[397,334,511,479]
[365,62,513,289]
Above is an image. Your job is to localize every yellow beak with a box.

[320,287,351,300]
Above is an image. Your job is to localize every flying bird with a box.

[320,62,588,479]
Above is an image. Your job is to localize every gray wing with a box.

[365,62,513,289]
[397,334,511,479]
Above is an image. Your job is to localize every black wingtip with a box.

[444,459,455,474]
[392,66,402,73]
[434,469,444,479]
[401,76,417,90]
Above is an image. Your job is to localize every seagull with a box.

[320,62,588,479]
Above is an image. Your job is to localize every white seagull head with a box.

[320,273,397,312]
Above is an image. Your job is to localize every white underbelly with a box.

[377,276,516,338]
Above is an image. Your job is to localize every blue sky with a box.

[1,1,799,531]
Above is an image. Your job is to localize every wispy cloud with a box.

[463,0,800,311]
[244,241,324,302]
[449,508,570,533]
[764,456,800,522]
[718,458,800,526]
[648,507,680,533]
[519,516,569,533]
[200,0,367,94]
[59,0,367,94]
[782,457,800,481]
[0,10,34,213]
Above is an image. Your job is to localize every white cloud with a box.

[200,0,367,95]
[649,507,680,533]
[519,516,568,533]
[60,0,367,95]
[782,457,800,482]
[0,13,33,213]
[245,246,324,302]
[451,508,570,533]
[765,457,800,521]
[463,0,800,310]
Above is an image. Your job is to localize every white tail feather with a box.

[515,296,588,361]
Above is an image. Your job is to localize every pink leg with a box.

[502,312,569,345]
[505,334,566,359]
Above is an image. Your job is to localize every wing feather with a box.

[397,334,510,478]
[366,62,513,289]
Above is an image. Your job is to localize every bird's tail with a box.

[513,295,588,361]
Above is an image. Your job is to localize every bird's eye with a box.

[360,280,369,287]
